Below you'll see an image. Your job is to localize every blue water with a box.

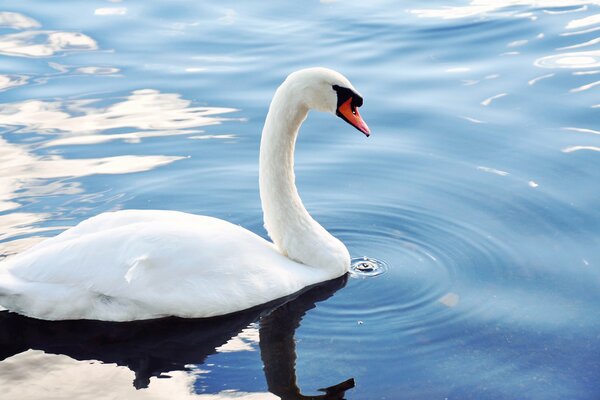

[1,1,599,399]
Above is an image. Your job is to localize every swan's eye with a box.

[332,84,362,109]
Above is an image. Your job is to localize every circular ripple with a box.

[350,256,388,277]
[311,204,522,337]
[535,50,600,69]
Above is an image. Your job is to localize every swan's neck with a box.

[259,83,349,274]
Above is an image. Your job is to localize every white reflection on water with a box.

[0,30,97,58]
[0,350,276,400]
[438,292,460,308]
[563,126,600,134]
[184,67,207,73]
[562,145,600,151]
[446,67,471,73]
[528,72,555,85]
[0,135,183,193]
[557,36,600,50]
[411,1,600,20]
[76,66,120,75]
[94,7,128,16]
[481,92,507,106]
[562,128,600,155]
[215,326,260,353]
[540,7,600,69]
[44,62,120,77]
[565,12,600,28]
[460,115,487,124]
[0,12,40,30]
[561,24,600,35]
[507,39,528,48]
[570,78,600,91]
[0,74,28,92]
[0,89,237,135]
[461,73,500,86]
[40,131,189,147]
[0,212,56,241]
[0,11,96,58]
[536,50,600,68]
[190,134,237,140]
[544,5,589,13]
[410,1,600,77]
[477,166,510,176]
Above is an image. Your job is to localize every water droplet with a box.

[350,257,387,278]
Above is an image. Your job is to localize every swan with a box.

[0,68,370,321]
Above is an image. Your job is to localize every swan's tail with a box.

[0,272,25,313]
[0,272,99,320]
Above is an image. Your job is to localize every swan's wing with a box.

[21,209,188,254]
[0,211,309,320]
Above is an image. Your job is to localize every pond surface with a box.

[1,1,600,399]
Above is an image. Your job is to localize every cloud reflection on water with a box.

[0,75,28,92]
[0,30,97,58]
[0,12,40,30]
[0,11,96,58]
[0,89,237,135]
[0,350,277,400]
[0,135,185,255]
[0,88,239,253]
[76,66,120,75]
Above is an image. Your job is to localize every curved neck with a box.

[259,82,349,273]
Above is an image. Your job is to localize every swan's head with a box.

[286,67,370,137]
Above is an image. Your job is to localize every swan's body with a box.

[0,211,334,320]
[0,68,370,321]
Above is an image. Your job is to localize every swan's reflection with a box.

[0,276,354,399]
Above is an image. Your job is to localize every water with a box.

[0,1,599,398]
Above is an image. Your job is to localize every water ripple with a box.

[535,49,600,68]
[316,206,518,334]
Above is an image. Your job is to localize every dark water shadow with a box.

[0,275,354,399]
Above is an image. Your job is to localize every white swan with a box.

[0,68,370,321]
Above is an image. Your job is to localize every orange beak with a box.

[337,98,370,137]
